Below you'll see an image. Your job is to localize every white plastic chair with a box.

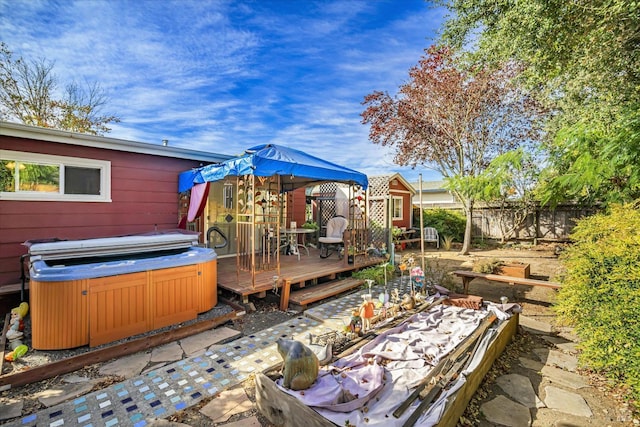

[319,216,348,258]
[423,227,440,248]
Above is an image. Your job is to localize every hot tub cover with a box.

[29,246,216,282]
[25,230,200,261]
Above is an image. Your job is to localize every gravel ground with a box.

[1,303,235,376]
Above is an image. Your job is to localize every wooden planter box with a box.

[498,263,530,278]
[255,313,518,427]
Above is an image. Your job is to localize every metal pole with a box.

[388,194,395,265]
[419,174,425,273]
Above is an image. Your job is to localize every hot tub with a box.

[26,232,218,350]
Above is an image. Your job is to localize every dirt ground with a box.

[3,243,639,426]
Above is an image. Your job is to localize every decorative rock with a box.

[533,348,578,372]
[496,374,545,408]
[179,327,241,356]
[146,418,192,426]
[150,342,183,362]
[62,374,92,384]
[223,416,262,427]
[35,381,96,407]
[541,335,579,353]
[555,341,579,354]
[481,395,532,426]
[541,335,568,346]
[277,338,319,390]
[519,316,554,334]
[544,385,593,417]
[556,326,580,342]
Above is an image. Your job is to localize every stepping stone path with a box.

[482,314,596,426]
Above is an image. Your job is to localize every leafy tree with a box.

[539,105,640,205]
[475,149,540,243]
[361,46,546,254]
[0,42,119,135]
[439,0,640,205]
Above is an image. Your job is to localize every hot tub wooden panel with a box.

[30,279,89,350]
[151,265,200,330]
[89,272,150,347]
[198,259,217,313]
[30,258,218,350]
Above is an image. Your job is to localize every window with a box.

[392,196,403,220]
[0,150,111,202]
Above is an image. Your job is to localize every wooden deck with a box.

[216,247,384,304]
[287,277,365,311]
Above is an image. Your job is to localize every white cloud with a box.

[1,0,446,182]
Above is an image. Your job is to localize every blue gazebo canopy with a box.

[179,144,368,192]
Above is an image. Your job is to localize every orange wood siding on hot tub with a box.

[30,259,217,350]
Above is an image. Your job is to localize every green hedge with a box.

[555,203,640,401]
[418,208,465,242]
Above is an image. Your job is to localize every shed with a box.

[367,173,416,248]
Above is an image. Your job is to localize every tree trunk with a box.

[460,201,474,255]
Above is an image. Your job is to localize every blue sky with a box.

[1,0,446,183]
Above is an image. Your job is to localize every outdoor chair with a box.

[423,227,440,248]
[319,216,348,259]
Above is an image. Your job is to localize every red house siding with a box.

[389,179,413,230]
[0,135,203,287]
[286,187,307,227]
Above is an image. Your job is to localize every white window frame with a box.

[392,196,403,220]
[0,149,111,202]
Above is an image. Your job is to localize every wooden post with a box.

[279,279,292,311]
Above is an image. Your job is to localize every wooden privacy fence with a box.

[415,204,599,242]
[470,204,599,242]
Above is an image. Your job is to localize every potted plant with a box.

[347,246,356,264]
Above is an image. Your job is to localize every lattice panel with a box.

[368,176,390,199]
[349,185,368,254]
[317,182,338,236]
[368,176,390,246]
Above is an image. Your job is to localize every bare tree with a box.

[0,42,119,135]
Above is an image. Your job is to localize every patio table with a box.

[280,228,315,259]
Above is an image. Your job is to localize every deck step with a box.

[0,282,28,298]
[288,277,364,309]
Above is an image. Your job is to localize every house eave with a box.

[0,121,232,163]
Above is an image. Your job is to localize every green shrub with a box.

[419,208,465,242]
[472,258,504,274]
[301,221,318,230]
[352,263,396,286]
[555,203,640,402]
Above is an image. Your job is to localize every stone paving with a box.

[0,277,617,427]
[480,315,596,427]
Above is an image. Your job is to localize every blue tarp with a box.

[179,144,368,192]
